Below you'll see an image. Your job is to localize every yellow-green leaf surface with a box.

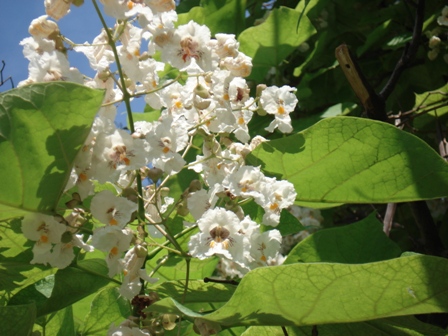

[81,287,131,335]
[146,255,448,326]
[0,82,103,220]
[247,117,448,205]
[243,316,447,336]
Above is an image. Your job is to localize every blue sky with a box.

[0,1,144,125]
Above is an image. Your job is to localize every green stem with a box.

[92,0,145,222]
[182,257,191,304]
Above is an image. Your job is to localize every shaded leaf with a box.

[238,6,316,82]
[284,212,402,264]
[8,259,112,318]
[0,302,35,336]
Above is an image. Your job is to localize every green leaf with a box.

[412,83,448,132]
[289,316,447,336]
[35,306,76,336]
[0,302,35,336]
[242,326,285,335]
[284,212,401,264]
[177,0,246,36]
[0,82,104,220]
[8,259,112,318]
[147,252,219,282]
[82,287,131,335]
[146,255,448,326]
[0,219,55,300]
[247,117,448,204]
[238,6,317,82]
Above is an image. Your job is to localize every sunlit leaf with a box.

[0,82,104,220]
[146,255,448,326]
[247,117,448,205]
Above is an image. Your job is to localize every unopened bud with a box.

[61,231,73,244]
[256,84,266,98]
[135,245,148,258]
[162,314,178,331]
[194,84,210,99]
[160,187,170,197]
[122,187,138,203]
[176,203,190,216]
[146,167,164,182]
[188,179,202,192]
[194,98,211,110]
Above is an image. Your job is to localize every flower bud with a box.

[188,179,202,192]
[176,203,190,216]
[61,231,73,244]
[135,244,148,258]
[194,84,211,99]
[146,167,164,182]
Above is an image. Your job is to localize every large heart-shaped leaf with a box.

[247,117,448,205]
[0,82,104,220]
[145,254,448,326]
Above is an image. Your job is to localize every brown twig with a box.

[379,0,425,100]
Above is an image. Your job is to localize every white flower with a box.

[145,115,189,175]
[45,0,71,20]
[261,85,298,133]
[74,30,115,73]
[257,179,297,226]
[99,0,128,20]
[187,184,219,220]
[221,52,252,77]
[21,213,66,254]
[91,227,134,277]
[223,165,266,200]
[145,11,178,49]
[188,208,248,263]
[93,129,147,183]
[90,190,138,228]
[161,21,214,72]
[437,6,448,26]
[28,15,59,38]
[119,245,158,299]
[145,0,176,13]
[18,36,83,86]
[247,229,282,268]
[213,33,239,59]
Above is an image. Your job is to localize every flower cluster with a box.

[19,0,301,315]
[426,6,448,63]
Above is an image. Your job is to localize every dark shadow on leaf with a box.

[37,124,91,213]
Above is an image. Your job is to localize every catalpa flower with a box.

[257,179,297,226]
[145,115,189,175]
[188,208,248,263]
[261,85,298,133]
[161,21,214,72]
[90,190,138,228]
[21,213,66,255]
[93,128,147,184]
[119,245,158,299]
[91,227,134,277]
